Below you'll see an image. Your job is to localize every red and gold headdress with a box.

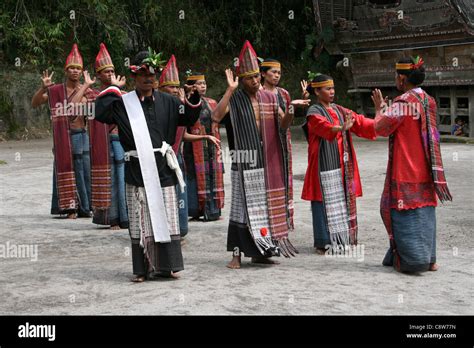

[95,42,114,73]
[159,55,180,87]
[65,43,83,70]
[235,40,260,78]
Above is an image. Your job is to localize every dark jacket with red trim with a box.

[95,86,202,187]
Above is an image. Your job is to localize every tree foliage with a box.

[1,0,349,133]
[1,0,327,72]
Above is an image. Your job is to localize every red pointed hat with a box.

[65,43,83,70]
[95,42,114,73]
[159,55,180,87]
[236,40,260,78]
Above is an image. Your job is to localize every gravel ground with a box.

[0,134,472,315]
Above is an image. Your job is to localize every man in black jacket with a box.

[94,50,202,282]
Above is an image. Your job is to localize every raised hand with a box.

[116,75,126,88]
[300,80,310,99]
[178,88,186,102]
[41,70,54,89]
[83,70,96,86]
[225,68,238,91]
[110,73,124,87]
[371,88,387,112]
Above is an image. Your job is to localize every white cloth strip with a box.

[124,142,186,193]
[122,91,170,243]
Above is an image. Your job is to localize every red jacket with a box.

[374,88,437,209]
[301,105,376,201]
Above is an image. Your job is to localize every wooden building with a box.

[312,0,474,136]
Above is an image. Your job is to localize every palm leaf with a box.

[307,71,321,80]
[141,47,166,69]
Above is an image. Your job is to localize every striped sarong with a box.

[382,206,436,272]
[48,84,77,212]
[276,87,294,230]
[126,184,183,273]
[380,89,451,271]
[188,97,224,215]
[88,88,112,211]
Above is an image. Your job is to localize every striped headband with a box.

[261,61,281,69]
[187,75,205,81]
[396,57,424,71]
[311,80,334,88]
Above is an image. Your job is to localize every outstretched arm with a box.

[183,131,221,149]
[338,106,376,140]
[306,110,355,141]
[280,99,311,129]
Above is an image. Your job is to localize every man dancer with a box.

[31,43,93,219]
[212,40,309,268]
[95,49,202,281]
[87,43,129,229]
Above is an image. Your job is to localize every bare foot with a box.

[131,275,145,283]
[67,213,77,219]
[180,238,187,246]
[170,272,180,279]
[251,257,280,265]
[429,263,439,271]
[110,225,120,230]
[226,255,241,269]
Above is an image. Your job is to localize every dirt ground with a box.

[0,133,472,315]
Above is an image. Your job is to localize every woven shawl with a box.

[229,89,297,257]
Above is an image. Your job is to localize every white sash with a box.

[124,143,186,193]
[122,91,170,243]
